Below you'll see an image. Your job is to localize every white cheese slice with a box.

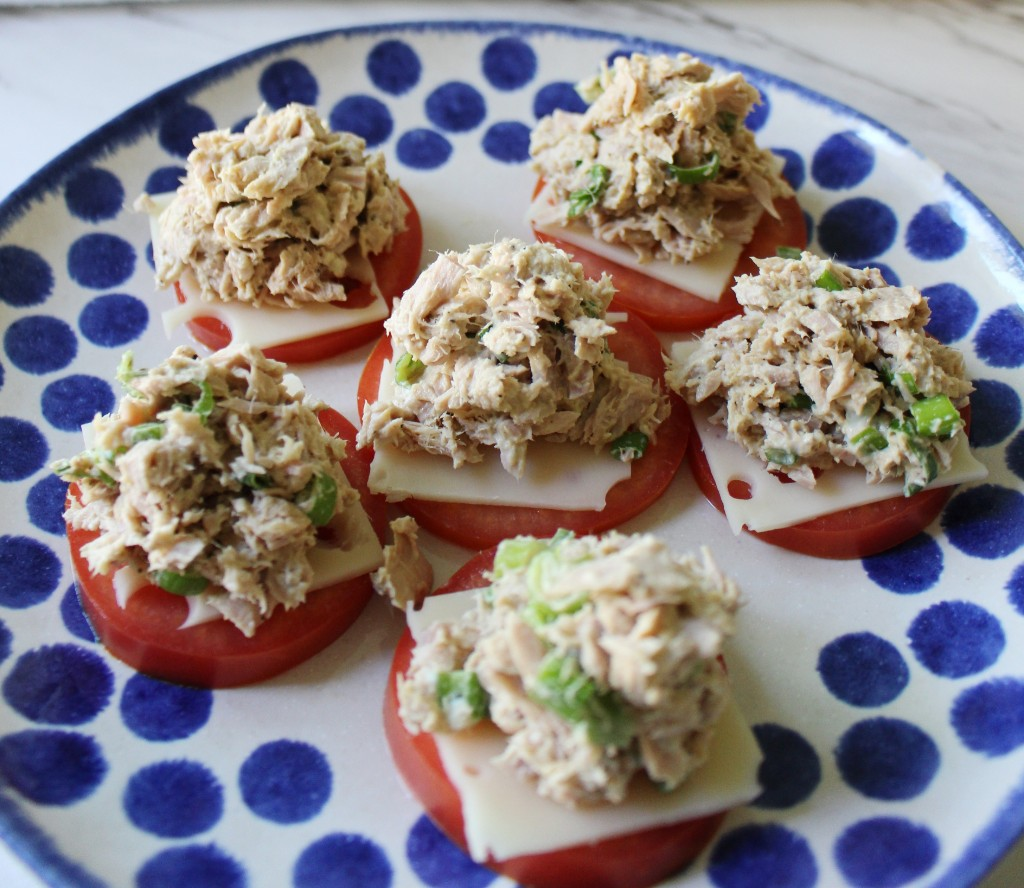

[527,181,743,303]
[670,342,989,534]
[407,590,762,863]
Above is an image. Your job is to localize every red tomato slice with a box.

[176,189,423,363]
[68,409,386,688]
[686,409,969,559]
[356,313,690,549]
[533,183,807,332]
[383,548,727,888]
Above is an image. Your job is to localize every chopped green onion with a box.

[876,365,895,386]
[898,371,920,396]
[116,351,145,397]
[533,653,634,748]
[241,472,272,490]
[851,426,889,453]
[581,300,601,318]
[394,352,426,385]
[667,151,721,185]
[784,392,813,410]
[764,448,798,466]
[436,670,490,726]
[814,268,845,291]
[609,429,649,461]
[717,111,738,134]
[298,473,338,526]
[776,245,803,260]
[911,395,961,438]
[568,164,611,218]
[471,322,493,340]
[492,536,550,578]
[192,381,215,421]
[152,570,208,596]
[904,449,939,497]
[129,422,165,444]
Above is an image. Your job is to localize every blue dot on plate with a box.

[259,58,318,108]
[908,600,1005,679]
[834,817,939,888]
[79,293,149,347]
[61,584,96,642]
[27,474,69,536]
[906,203,966,261]
[750,723,821,809]
[942,484,1024,559]
[967,378,1021,449]
[772,148,805,191]
[811,131,875,189]
[2,643,113,725]
[951,678,1024,756]
[425,82,487,133]
[0,419,49,481]
[482,121,531,164]
[121,674,213,742]
[396,129,453,171]
[64,167,124,223]
[0,245,54,308]
[137,844,246,888]
[239,739,331,824]
[406,815,495,887]
[745,90,771,132]
[0,535,61,607]
[818,632,909,707]
[42,374,115,432]
[708,823,817,888]
[124,760,224,838]
[4,315,78,374]
[974,305,1024,369]
[0,729,106,805]
[862,533,943,594]
[145,166,186,195]
[67,232,136,290]
[817,197,898,263]
[1008,563,1024,615]
[366,39,421,96]
[533,81,588,118]
[0,619,11,665]
[159,103,216,158]
[923,283,978,343]
[481,37,537,91]
[835,717,939,800]
[294,833,393,888]
[329,95,393,147]
[1005,429,1024,482]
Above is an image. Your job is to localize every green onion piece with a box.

[152,570,208,596]
[784,392,813,410]
[904,449,939,497]
[533,653,634,748]
[192,381,215,421]
[581,300,601,318]
[667,151,721,185]
[298,473,338,526]
[609,429,649,461]
[129,422,165,444]
[876,365,895,386]
[764,448,799,466]
[815,268,845,291]
[116,351,144,397]
[568,164,611,218]
[776,245,803,260]
[911,395,961,438]
[717,111,738,134]
[241,472,272,490]
[898,371,920,396]
[851,426,889,453]
[394,352,426,385]
[492,536,550,578]
[436,670,490,726]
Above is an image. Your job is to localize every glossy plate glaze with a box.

[0,20,1023,888]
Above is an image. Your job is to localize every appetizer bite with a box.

[384,530,760,888]
[528,51,806,331]
[136,103,423,362]
[356,237,690,548]
[53,344,386,687]
[667,251,987,558]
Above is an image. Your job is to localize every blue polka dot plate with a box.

[1,20,1023,888]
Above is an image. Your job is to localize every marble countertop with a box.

[0,1,1021,886]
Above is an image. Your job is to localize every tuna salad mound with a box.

[136,102,408,309]
[357,237,669,478]
[667,251,973,494]
[54,344,360,637]
[398,530,740,808]
[529,52,793,265]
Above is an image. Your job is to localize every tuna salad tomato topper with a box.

[356,237,692,548]
[135,102,423,363]
[384,530,762,888]
[667,251,987,558]
[528,52,806,331]
[54,344,386,687]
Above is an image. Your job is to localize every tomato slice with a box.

[176,189,423,363]
[383,548,727,888]
[68,409,387,688]
[356,313,690,549]
[533,185,807,332]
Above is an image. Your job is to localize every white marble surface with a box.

[0,1,1021,886]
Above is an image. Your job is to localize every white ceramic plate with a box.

[1,20,1023,888]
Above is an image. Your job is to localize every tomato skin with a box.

[383,548,727,888]
[69,409,386,688]
[356,313,690,549]
[533,191,807,332]
[178,189,423,363]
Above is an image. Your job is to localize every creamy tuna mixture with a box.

[54,345,360,636]
[667,252,973,493]
[357,238,669,478]
[399,530,740,808]
[136,102,408,308]
[529,52,793,264]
